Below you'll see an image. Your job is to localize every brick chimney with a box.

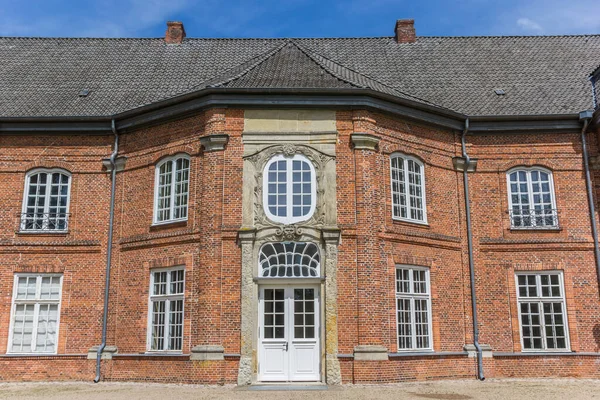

[395,19,416,43]
[165,21,186,44]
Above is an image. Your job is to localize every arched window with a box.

[263,154,316,224]
[259,242,320,277]
[154,155,190,224]
[390,154,427,223]
[507,167,558,229]
[21,169,71,232]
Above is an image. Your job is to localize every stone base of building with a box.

[1,353,600,383]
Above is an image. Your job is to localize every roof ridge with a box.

[292,40,443,108]
[205,40,291,88]
[136,41,288,104]
[206,39,362,90]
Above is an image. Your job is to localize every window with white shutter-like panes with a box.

[263,154,316,225]
[390,154,427,224]
[516,272,569,351]
[9,274,62,354]
[154,155,190,224]
[395,266,432,351]
[507,168,558,229]
[20,169,71,232]
[148,268,185,352]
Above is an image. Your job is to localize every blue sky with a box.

[1,0,599,38]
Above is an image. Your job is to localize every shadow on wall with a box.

[593,324,600,351]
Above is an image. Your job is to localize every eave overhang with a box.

[0,87,586,135]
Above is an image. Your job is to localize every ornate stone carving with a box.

[282,143,297,157]
[274,224,303,241]
[245,144,334,231]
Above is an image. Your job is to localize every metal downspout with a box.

[461,119,485,380]
[590,76,598,111]
[579,113,600,296]
[94,119,119,383]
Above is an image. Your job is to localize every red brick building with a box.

[1,20,600,384]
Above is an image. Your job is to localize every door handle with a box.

[284,342,288,351]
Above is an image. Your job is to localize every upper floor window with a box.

[507,167,558,229]
[390,154,427,223]
[516,272,569,351]
[20,169,71,232]
[154,155,190,224]
[263,154,316,225]
[148,267,185,352]
[396,266,432,351]
[9,274,63,354]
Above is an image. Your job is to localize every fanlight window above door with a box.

[259,242,320,278]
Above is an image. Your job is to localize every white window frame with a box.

[395,265,433,352]
[146,266,186,352]
[153,154,190,225]
[390,153,428,224]
[515,271,570,352]
[506,167,558,229]
[7,274,63,355]
[262,154,317,225]
[20,168,72,232]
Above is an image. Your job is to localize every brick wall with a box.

[1,108,599,383]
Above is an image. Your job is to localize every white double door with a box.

[258,286,320,382]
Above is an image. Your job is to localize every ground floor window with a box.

[9,274,63,354]
[516,272,569,351]
[148,267,185,351]
[395,266,432,351]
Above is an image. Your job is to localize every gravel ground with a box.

[0,379,598,400]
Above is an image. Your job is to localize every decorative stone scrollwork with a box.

[275,224,303,240]
[245,144,334,230]
[282,143,297,157]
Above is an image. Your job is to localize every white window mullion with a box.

[169,161,177,222]
[31,303,40,352]
[286,158,293,221]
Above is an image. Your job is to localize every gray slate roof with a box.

[1,35,600,118]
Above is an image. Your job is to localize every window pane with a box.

[168,299,184,351]
[151,300,166,350]
[266,159,287,217]
[12,304,35,352]
[291,160,312,218]
[36,304,58,353]
[11,274,62,353]
[397,298,412,349]
[517,273,567,351]
[153,272,167,295]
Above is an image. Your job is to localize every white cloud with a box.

[502,0,600,35]
[516,17,543,33]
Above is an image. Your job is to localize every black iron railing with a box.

[509,208,559,229]
[20,212,70,232]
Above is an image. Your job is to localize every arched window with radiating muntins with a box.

[507,167,558,229]
[259,242,320,278]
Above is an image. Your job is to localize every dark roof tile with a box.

[0,35,599,117]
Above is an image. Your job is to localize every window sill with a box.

[388,351,466,358]
[509,227,561,232]
[493,351,576,357]
[391,218,429,228]
[150,219,188,231]
[16,230,69,236]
